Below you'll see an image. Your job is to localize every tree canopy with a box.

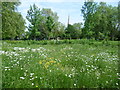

[26,4,63,40]
[81,0,119,40]
[2,1,26,40]
[1,1,119,41]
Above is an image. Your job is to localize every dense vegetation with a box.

[1,1,26,40]
[1,0,120,89]
[1,0,120,41]
[1,40,119,88]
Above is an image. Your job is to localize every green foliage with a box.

[2,40,119,88]
[0,2,2,40]
[26,5,63,40]
[81,1,119,40]
[72,23,82,38]
[4,39,118,47]
[81,0,97,38]
[92,2,118,40]
[65,23,82,39]
[2,1,119,41]
[2,1,25,40]
[26,4,41,40]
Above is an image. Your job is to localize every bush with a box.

[4,39,118,46]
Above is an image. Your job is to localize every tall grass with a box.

[1,40,119,88]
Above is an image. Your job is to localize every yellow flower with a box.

[49,57,54,59]
[49,60,56,63]
[46,62,50,65]
[44,64,49,69]
[44,62,50,69]
[39,61,42,64]
[36,85,38,87]
[57,63,60,65]
[42,60,46,62]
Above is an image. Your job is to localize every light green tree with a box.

[26,4,42,40]
[81,0,97,39]
[26,6,60,40]
[2,1,25,40]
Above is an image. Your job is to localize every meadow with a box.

[1,40,119,88]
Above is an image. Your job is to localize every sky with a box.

[17,0,119,28]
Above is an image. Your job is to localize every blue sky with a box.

[17,0,119,28]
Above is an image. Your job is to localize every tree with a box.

[52,22,65,40]
[0,2,2,40]
[92,2,108,40]
[72,23,82,39]
[81,0,97,39]
[106,6,118,40]
[117,1,120,40]
[46,15,55,39]
[14,13,26,39]
[81,1,119,40]
[41,8,59,40]
[92,2,118,40]
[65,24,78,39]
[2,1,26,40]
[26,4,41,40]
[26,6,60,40]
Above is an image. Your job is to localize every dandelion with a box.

[42,60,46,62]
[44,65,49,69]
[44,62,50,68]
[39,61,42,64]
[49,57,54,59]
[49,57,52,59]
[49,60,56,63]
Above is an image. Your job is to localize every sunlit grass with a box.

[1,40,119,88]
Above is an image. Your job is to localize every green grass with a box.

[1,40,119,88]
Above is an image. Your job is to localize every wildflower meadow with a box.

[1,40,119,88]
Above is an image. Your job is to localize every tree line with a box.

[1,0,120,40]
